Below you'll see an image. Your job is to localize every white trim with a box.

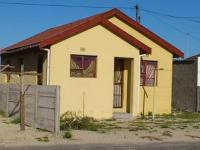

[42,48,50,85]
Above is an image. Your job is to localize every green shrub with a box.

[140,112,145,119]
[160,124,169,128]
[36,136,49,142]
[63,131,72,139]
[11,117,20,124]
[105,118,116,121]
[148,111,153,117]
[0,111,5,117]
[60,111,103,131]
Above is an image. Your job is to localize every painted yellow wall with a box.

[109,17,173,115]
[50,25,141,119]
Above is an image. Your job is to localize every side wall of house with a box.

[109,17,173,115]
[198,57,200,86]
[50,25,140,119]
[172,61,197,112]
[197,57,200,111]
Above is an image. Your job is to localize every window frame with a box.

[70,54,97,78]
[140,60,157,87]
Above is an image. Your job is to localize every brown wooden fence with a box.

[0,84,60,134]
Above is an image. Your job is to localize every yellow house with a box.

[1,9,183,119]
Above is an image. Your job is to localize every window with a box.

[140,61,157,86]
[70,55,97,78]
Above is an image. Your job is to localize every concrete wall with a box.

[197,57,200,111]
[50,25,140,119]
[172,60,197,112]
[0,84,60,133]
[109,17,173,115]
[198,57,200,86]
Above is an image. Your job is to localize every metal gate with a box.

[113,59,124,108]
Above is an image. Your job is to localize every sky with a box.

[0,0,200,58]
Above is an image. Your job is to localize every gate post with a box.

[55,86,60,136]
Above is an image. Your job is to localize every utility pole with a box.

[19,72,25,130]
[186,33,190,58]
[20,61,25,131]
[135,4,141,23]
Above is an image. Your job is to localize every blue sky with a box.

[0,0,200,58]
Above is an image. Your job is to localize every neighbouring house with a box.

[173,54,200,112]
[0,8,183,119]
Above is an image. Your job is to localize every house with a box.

[173,54,200,112]
[0,8,183,119]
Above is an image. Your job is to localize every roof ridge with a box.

[1,8,184,58]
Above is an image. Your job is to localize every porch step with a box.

[112,112,136,121]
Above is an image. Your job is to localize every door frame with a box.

[113,57,134,113]
[113,58,124,108]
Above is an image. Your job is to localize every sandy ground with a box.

[0,116,200,147]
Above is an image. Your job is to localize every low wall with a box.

[172,60,197,112]
[0,73,37,85]
[197,87,200,112]
[0,84,60,134]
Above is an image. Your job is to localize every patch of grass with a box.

[186,135,200,139]
[129,126,149,132]
[176,112,200,120]
[2,121,9,124]
[160,124,169,128]
[60,111,104,131]
[112,126,123,129]
[129,128,139,132]
[104,118,116,121]
[140,112,146,119]
[193,125,200,129]
[2,119,9,124]
[140,136,162,141]
[161,113,174,119]
[103,123,116,127]
[0,111,5,117]
[176,125,188,130]
[36,136,49,142]
[162,131,173,137]
[98,130,107,134]
[11,117,20,124]
[63,131,72,139]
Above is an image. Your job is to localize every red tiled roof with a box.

[2,8,184,58]
[2,12,102,52]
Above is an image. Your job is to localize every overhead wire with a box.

[0,1,133,9]
[0,1,199,52]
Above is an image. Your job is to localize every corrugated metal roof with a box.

[1,8,184,58]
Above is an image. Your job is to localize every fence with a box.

[0,84,60,134]
[197,87,200,112]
